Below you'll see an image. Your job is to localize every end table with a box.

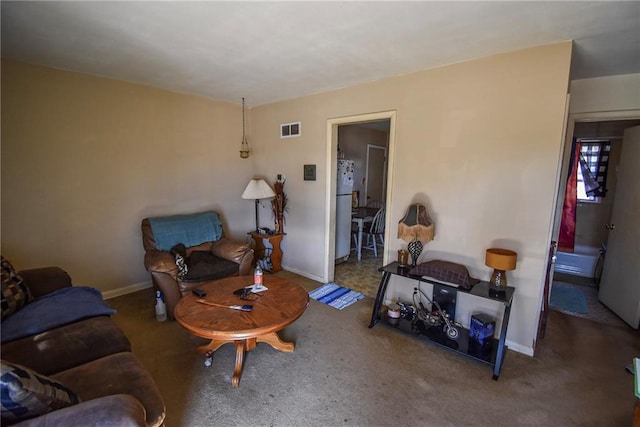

[248,232,286,272]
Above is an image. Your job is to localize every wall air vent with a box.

[280,121,301,139]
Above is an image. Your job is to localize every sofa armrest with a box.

[15,394,148,427]
[144,250,178,278]
[211,238,254,275]
[18,267,72,299]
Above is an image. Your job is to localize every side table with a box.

[369,262,514,380]
[248,232,286,272]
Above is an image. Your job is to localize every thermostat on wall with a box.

[304,164,316,181]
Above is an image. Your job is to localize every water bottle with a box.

[155,291,167,322]
[254,264,263,286]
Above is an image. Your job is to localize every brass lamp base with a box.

[489,269,507,287]
[489,268,508,297]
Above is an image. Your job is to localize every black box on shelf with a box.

[469,313,495,345]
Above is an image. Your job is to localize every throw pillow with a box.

[0,360,80,423]
[1,257,33,321]
[409,260,480,290]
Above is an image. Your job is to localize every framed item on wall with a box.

[304,164,316,181]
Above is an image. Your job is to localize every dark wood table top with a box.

[174,275,309,341]
[352,207,379,218]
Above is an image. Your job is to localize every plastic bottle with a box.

[155,290,167,322]
[254,264,263,286]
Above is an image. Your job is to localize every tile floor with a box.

[334,250,383,297]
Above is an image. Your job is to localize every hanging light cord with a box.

[242,97,246,140]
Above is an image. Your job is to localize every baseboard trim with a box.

[102,280,152,300]
[506,340,534,357]
[281,265,324,283]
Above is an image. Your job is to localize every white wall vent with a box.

[280,121,301,138]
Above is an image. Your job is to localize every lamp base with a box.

[489,269,508,297]
[489,269,507,287]
[407,240,423,266]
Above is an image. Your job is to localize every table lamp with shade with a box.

[241,179,276,232]
[485,248,517,294]
[397,203,434,266]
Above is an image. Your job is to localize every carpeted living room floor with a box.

[108,270,639,427]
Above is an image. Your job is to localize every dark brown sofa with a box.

[1,264,165,426]
[142,211,253,319]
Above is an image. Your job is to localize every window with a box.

[577,140,611,203]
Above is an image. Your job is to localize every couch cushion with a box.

[1,316,131,376]
[1,257,33,321]
[1,287,116,344]
[181,252,239,283]
[14,394,147,427]
[52,352,166,427]
[1,360,80,424]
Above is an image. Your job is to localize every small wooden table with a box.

[248,232,286,272]
[174,275,309,387]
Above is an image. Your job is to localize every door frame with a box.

[551,109,640,242]
[324,111,396,282]
[541,108,640,338]
[364,143,388,207]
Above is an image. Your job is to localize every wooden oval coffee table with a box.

[174,275,309,387]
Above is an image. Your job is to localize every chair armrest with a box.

[144,250,178,278]
[15,394,148,427]
[18,267,72,299]
[211,238,254,275]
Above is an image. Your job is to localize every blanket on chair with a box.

[1,287,116,343]
[148,211,223,251]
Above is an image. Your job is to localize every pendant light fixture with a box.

[239,97,250,159]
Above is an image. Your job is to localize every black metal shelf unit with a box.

[369,262,515,380]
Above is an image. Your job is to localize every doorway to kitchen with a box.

[325,111,396,297]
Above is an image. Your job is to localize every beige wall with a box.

[1,60,255,295]
[2,42,572,354]
[252,42,572,354]
[570,74,640,115]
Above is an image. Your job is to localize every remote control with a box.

[192,288,206,297]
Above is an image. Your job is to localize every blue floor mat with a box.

[550,282,588,314]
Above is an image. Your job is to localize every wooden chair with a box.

[357,207,385,257]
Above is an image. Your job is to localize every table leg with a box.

[257,331,295,352]
[197,334,294,387]
[369,271,391,328]
[268,235,284,272]
[357,220,364,261]
[492,303,512,380]
[197,339,228,356]
[232,340,246,387]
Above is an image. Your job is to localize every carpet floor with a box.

[109,270,640,427]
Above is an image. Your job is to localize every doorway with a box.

[548,116,640,328]
[324,111,395,296]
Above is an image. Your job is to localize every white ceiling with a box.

[2,1,639,107]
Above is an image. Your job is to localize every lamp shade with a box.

[485,248,517,271]
[397,203,434,243]
[241,179,275,200]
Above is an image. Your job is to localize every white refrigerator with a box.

[335,160,354,261]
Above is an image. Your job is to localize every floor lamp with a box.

[242,179,276,232]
